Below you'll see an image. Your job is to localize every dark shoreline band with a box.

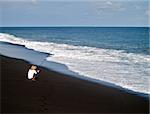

[1,55,149,113]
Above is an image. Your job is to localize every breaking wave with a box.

[0,33,150,94]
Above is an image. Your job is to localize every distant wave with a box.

[0,33,150,94]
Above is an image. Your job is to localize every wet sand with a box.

[1,55,149,113]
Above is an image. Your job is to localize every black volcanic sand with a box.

[1,55,149,113]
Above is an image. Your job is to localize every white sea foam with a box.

[0,33,150,94]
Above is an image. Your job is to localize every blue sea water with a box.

[1,27,149,54]
[0,27,150,95]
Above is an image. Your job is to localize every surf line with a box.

[39,53,54,66]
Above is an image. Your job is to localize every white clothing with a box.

[27,69,37,79]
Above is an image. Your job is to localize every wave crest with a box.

[0,33,150,94]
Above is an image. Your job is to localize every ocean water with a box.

[0,27,150,95]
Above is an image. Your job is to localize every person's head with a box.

[31,65,37,70]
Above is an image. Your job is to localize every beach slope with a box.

[1,55,149,113]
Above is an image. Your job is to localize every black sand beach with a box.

[1,55,149,113]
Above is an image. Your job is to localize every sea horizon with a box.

[0,27,149,95]
[0,26,149,28]
[1,0,149,113]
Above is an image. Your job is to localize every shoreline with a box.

[1,42,149,96]
[1,36,150,96]
[1,55,149,113]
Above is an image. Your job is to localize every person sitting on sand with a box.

[27,65,40,81]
